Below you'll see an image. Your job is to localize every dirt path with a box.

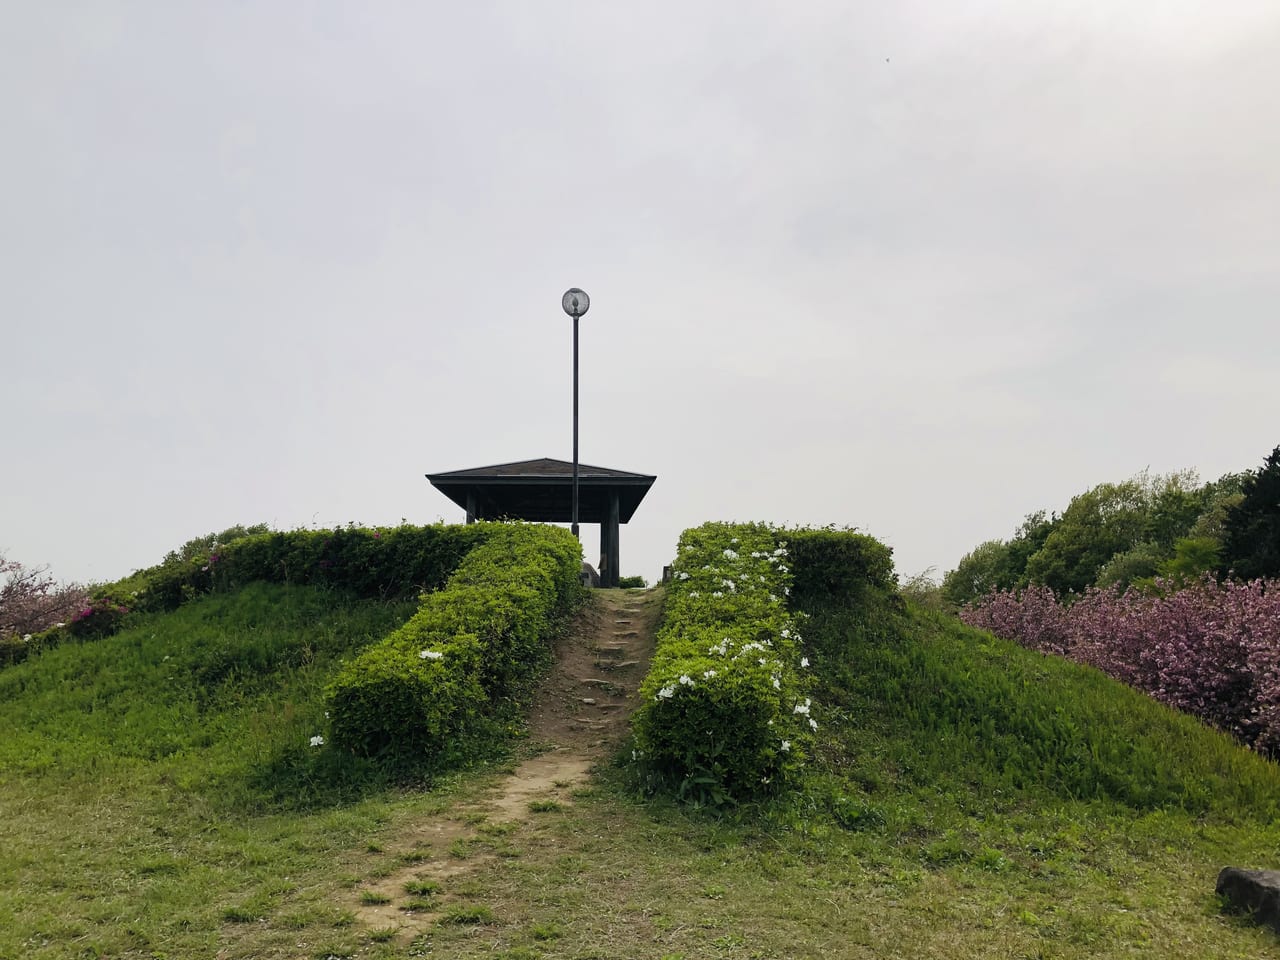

[351,587,661,941]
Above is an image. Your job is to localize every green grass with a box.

[4,577,1280,958]
[0,582,431,958]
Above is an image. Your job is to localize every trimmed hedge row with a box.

[15,524,488,661]
[325,523,583,770]
[134,524,488,611]
[787,526,896,610]
[630,522,814,803]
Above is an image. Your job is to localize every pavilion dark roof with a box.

[426,457,656,524]
[430,458,650,481]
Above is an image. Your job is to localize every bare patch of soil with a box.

[350,587,661,942]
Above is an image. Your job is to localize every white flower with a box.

[22,634,32,642]
[793,699,811,716]
[712,591,724,598]
[800,657,810,668]
[678,674,695,686]
[780,739,791,752]
[419,649,443,660]
[702,669,717,679]
[677,571,691,580]
[758,657,767,666]
[809,718,818,731]
[55,622,65,628]
[689,590,700,598]
[324,711,330,719]
[656,685,675,700]
[772,677,781,690]
[309,735,325,747]
[780,628,791,639]
[723,548,738,560]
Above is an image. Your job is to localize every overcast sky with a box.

[4,2,1279,587]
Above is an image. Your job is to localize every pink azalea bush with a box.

[962,577,1280,755]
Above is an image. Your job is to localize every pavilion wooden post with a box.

[465,491,477,524]
[606,490,621,587]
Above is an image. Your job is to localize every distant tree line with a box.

[942,443,1280,605]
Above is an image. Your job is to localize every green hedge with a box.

[787,526,896,611]
[16,524,488,662]
[135,524,487,612]
[631,522,813,804]
[326,523,582,770]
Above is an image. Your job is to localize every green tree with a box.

[1156,537,1222,586]
[1025,480,1149,594]
[941,540,1008,606]
[1095,541,1164,589]
[1143,470,1204,550]
[1003,511,1058,587]
[941,511,1059,605]
[1222,445,1280,581]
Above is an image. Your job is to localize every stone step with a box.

[614,619,633,625]
[594,659,640,671]
[595,645,628,659]
[613,630,639,639]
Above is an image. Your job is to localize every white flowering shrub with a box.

[631,522,815,803]
[326,523,582,771]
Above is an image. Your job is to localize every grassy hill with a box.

[2,568,1280,957]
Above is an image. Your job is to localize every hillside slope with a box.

[4,574,1280,958]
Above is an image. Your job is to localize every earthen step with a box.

[613,630,639,639]
[595,659,640,671]
[614,619,633,625]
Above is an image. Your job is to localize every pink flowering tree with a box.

[0,553,90,640]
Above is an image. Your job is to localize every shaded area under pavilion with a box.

[426,458,657,588]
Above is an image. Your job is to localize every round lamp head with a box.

[561,287,590,318]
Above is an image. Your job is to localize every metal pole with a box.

[572,314,580,539]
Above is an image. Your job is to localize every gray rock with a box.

[1217,867,1280,932]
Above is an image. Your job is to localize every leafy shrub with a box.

[631,522,812,803]
[326,523,582,772]
[618,575,648,589]
[67,591,131,640]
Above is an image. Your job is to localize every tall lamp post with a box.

[561,287,590,539]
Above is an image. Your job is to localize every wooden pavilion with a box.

[426,458,657,587]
